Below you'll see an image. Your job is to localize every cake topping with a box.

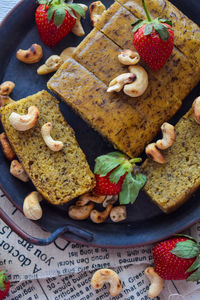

[156,122,176,150]
[41,122,64,151]
[9,106,40,131]
[192,96,200,124]
[118,49,140,65]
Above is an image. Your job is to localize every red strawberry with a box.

[35,0,85,47]
[0,270,10,299]
[132,0,174,70]
[93,152,146,204]
[153,235,200,281]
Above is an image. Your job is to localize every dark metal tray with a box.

[0,0,200,248]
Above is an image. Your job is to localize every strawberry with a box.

[132,0,174,70]
[0,270,10,299]
[35,0,85,47]
[93,152,147,204]
[153,235,200,281]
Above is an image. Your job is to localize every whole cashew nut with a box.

[145,143,166,164]
[90,204,113,223]
[0,81,15,96]
[37,55,63,75]
[110,206,127,222]
[9,106,39,131]
[16,44,43,64]
[72,4,88,37]
[89,1,106,26]
[68,202,94,220]
[41,122,63,152]
[156,122,176,150]
[107,73,136,93]
[145,267,164,298]
[76,193,105,206]
[23,191,43,220]
[118,49,140,65]
[60,47,76,61]
[103,195,118,208]
[91,269,122,297]
[123,65,148,97]
[0,95,14,107]
[0,132,15,161]
[10,160,29,182]
[192,96,200,124]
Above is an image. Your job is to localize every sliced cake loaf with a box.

[1,90,96,205]
[142,108,200,213]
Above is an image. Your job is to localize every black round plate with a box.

[0,0,200,248]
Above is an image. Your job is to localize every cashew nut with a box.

[91,269,122,297]
[110,206,127,222]
[156,122,176,150]
[107,73,136,93]
[89,1,106,26]
[37,55,63,75]
[90,204,112,223]
[0,95,14,107]
[9,106,39,131]
[23,191,43,220]
[123,65,148,97]
[76,193,105,206]
[60,47,76,61]
[118,49,140,65]
[68,202,94,220]
[41,122,63,152]
[192,96,200,124]
[72,4,88,37]
[0,132,15,160]
[16,44,43,64]
[145,267,164,298]
[145,143,166,164]
[10,160,29,182]
[0,81,15,96]
[103,195,118,207]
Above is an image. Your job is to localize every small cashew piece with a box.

[145,267,164,298]
[10,160,29,182]
[192,96,200,124]
[118,49,140,65]
[9,106,39,131]
[16,44,43,64]
[156,122,176,150]
[60,47,76,61]
[72,4,88,37]
[89,1,106,26]
[0,81,15,96]
[90,204,113,223]
[107,73,136,93]
[0,95,14,107]
[23,191,43,220]
[123,65,148,97]
[37,55,63,75]
[110,206,127,222]
[68,202,94,220]
[41,122,63,152]
[0,132,15,160]
[76,193,105,206]
[145,143,166,164]
[91,269,122,297]
[103,195,118,207]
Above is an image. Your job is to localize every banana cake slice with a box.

[1,90,96,205]
[142,108,200,213]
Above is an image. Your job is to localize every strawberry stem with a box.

[142,0,152,22]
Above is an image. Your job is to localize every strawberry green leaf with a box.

[132,20,144,33]
[109,164,127,183]
[171,240,199,259]
[0,271,8,291]
[174,234,197,243]
[94,152,126,176]
[68,3,86,18]
[54,7,66,27]
[187,267,200,281]
[47,6,56,22]
[65,6,77,19]
[153,23,170,41]
[38,0,48,4]
[119,173,147,205]
[158,18,172,26]
[144,23,153,35]
[187,257,200,273]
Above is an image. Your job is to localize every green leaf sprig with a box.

[94,151,147,205]
[132,0,173,41]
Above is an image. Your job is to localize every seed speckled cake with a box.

[1,90,96,205]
